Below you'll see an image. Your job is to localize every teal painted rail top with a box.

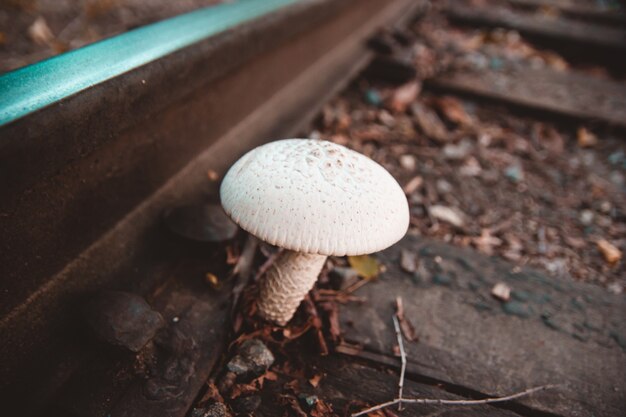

[0,0,302,127]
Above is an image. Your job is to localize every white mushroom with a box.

[220,139,409,325]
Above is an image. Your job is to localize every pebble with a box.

[365,89,382,107]
[400,249,418,273]
[298,394,318,409]
[226,339,275,381]
[442,140,472,160]
[502,300,532,318]
[432,273,452,286]
[607,282,623,295]
[436,179,453,194]
[164,204,238,242]
[491,282,511,302]
[83,291,164,352]
[579,209,594,226]
[504,164,524,183]
[399,154,417,170]
[511,290,530,302]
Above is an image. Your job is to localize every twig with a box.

[392,314,406,411]
[230,235,258,317]
[303,295,329,355]
[351,385,556,417]
[342,278,369,294]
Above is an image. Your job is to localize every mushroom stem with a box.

[257,250,327,325]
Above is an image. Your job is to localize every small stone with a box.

[191,402,232,417]
[297,393,319,409]
[511,290,530,302]
[400,249,418,273]
[607,282,623,295]
[541,314,561,331]
[399,154,417,170]
[460,157,482,177]
[365,89,383,107]
[599,201,612,214]
[231,395,261,414]
[226,339,275,381]
[608,150,625,166]
[442,140,472,160]
[609,170,624,188]
[579,209,594,226]
[432,274,452,286]
[164,204,238,242]
[84,291,164,352]
[436,179,453,194]
[473,301,492,312]
[504,164,524,183]
[596,239,622,265]
[609,331,626,350]
[491,282,511,302]
[502,301,531,318]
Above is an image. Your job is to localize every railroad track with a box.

[0,0,624,416]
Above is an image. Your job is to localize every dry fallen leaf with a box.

[28,16,54,45]
[207,169,219,181]
[597,239,622,265]
[473,229,503,255]
[389,81,421,113]
[403,175,423,194]
[309,374,322,388]
[226,245,239,265]
[310,398,334,417]
[348,255,380,280]
[411,102,448,141]
[436,96,473,126]
[577,127,598,148]
[429,205,465,228]
[205,272,222,289]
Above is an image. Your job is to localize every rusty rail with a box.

[0,0,424,414]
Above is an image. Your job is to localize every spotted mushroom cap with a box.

[220,139,409,256]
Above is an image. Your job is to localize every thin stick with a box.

[351,385,556,417]
[392,314,407,411]
[230,235,258,317]
[343,278,369,294]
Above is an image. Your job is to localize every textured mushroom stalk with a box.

[257,250,327,325]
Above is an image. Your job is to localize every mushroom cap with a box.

[220,139,409,256]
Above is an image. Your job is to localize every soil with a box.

[307,6,625,293]
[0,0,224,73]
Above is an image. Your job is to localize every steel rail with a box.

[0,0,424,414]
[0,0,301,126]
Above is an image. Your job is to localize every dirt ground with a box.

[1,1,622,289]
[307,8,625,293]
[0,0,224,73]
